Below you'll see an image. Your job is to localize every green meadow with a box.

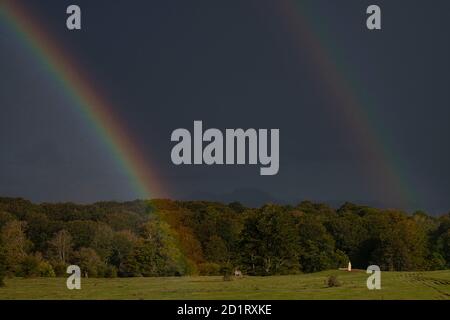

[1,270,449,300]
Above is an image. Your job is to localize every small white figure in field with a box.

[234,269,243,277]
[347,261,352,272]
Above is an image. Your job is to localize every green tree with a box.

[0,244,6,286]
[66,220,97,249]
[204,235,228,264]
[20,254,41,278]
[0,211,16,230]
[240,205,300,275]
[365,211,427,271]
[433,214,450,267]
[91,223,114,262]
[23,212,52,253]
[109,230,139,272]
[0,220,31,275]
[121,219,188,277]
[326,212,368,268]
[140,219,187,276]
[72,247,105,278]
[436,230,450,268]
[297,216,347,273]
[48,229,73,264]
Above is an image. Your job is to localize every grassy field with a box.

[1,270,449,300]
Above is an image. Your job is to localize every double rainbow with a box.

[1,1,415,208]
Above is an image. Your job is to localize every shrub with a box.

[51,261,68,277]
[185,259,198,276]
[427,252,447,271]
[38,260,56,277]
[102,265,118,278]
[198,262,221,276]
[223,274,233,281]
[327,275,341,287]
[220,263,233,281]
[20,255,41,278]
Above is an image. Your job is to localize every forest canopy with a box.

[0,197,449,283]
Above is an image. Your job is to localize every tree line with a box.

[0,197,449,285]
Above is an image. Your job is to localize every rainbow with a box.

[0,1,166,200]
[277,0,417,208]
[0,1,417,208]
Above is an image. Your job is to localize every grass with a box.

[0,270,449,300]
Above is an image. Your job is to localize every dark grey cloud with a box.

[1,0,449,214]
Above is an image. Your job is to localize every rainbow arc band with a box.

[1,1,165,200]
[278,0,415,208]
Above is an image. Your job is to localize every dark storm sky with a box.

[1,0,449,213]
